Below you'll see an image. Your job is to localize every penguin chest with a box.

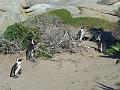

[15,65,21,75]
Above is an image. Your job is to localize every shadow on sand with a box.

[100,54,120,60]
[96,82,117,90]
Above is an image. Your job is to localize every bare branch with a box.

[1,39,21,52]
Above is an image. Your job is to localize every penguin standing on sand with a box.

[10,58,23,79]
[26,37,36,62]
[77,27,85,41]
[96,29,107,53]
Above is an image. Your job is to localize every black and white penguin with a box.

[10,58,23,79]
[26,37,36,62]
[77,26,85,41]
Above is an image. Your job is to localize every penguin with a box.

[82,36,89,41]
[95,29,106,53]
[10,58,23,79]
[116,59,120,64]
[26,37,36,62]
[77,27,85,41]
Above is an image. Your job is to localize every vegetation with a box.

[3,22,53,58]
[34,45,54,59]
[4,23,40,49]
[108,8,120,55]
[107,43,120,55]
[106,21,120,55]
[49,9,114,29]
[2,9,118,57]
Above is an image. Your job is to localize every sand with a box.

[0,42,120,90]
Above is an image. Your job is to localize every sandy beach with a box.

[0,44,120,90]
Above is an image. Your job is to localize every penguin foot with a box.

[10,74,14,77]
[26,58,29,60]
[31,60,36,63]
[30,59,36,63]
[116,60,120,64]
[13,75,19,79]
[18,70,22,75]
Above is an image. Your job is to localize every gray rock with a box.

[0,0,119,33]
[113,1,120,8]
[25,4,56,16]
[97,0,120,5]
[0,6,26,32]
[19,0,98,7]
[19,0,32,9]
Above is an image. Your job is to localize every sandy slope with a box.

[0,42,120,90]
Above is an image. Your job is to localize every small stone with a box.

[72,82,74,84]
[75,70,78,72]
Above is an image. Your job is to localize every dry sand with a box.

[0,41,120,90]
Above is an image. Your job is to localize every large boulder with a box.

[25,4,80,17]
[19,0,98,7]
[19,0,65,9]
[25,4,56,16]
[0,6,26,32]
[0,0,119,33]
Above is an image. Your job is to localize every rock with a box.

[0,0,119,33]
[0,6,26,32]
[77,4,119,21]
[71,82,74,83]
[113,1,120,7]
[97,0,120,5]
[25,4,56,15]
[25,4,80,17]
[19,0,32,9]
[31,0,60,5]
[19,0,99,7]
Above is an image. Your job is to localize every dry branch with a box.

[2,39,21,51]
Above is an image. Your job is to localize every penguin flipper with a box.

[18,69,22,75]
[10,68,14,77]
[13,75,19,79]
[10,63,17,77]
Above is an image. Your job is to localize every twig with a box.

[34,43,54,58]
[2,39,21,51]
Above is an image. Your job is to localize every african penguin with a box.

[26,38,36,62]
[77,27,85,41]
[10,58,23,79]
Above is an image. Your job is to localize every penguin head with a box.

[16,58,23,65]
[80,26,84,29]
[18,59,23,62]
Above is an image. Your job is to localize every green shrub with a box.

[49,9,114,29]
[107,43,120,55]
[4,23,41,49]
[3,21,53,58]
[34,45,53,59]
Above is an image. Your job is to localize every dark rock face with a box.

[89,27,116,49]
